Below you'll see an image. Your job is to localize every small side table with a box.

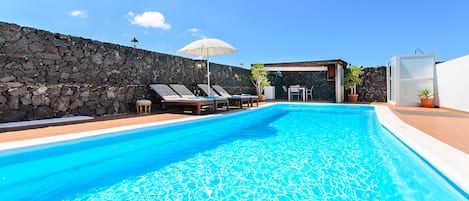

[136,99,152,113]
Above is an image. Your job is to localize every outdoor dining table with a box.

[288,86,306,102]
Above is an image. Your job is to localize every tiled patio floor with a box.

[1,102,468,154]
[387,105,469,154]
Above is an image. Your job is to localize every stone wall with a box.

[268,66,387,102]
[0,22,253,122]
[268,71,336,101]
[357,66,387,102]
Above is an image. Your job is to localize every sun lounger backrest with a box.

[212,85,231,97]
[168,84,197,98]
[149,84,182,100]
[197,84,220,96]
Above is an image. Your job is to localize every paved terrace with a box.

[0,102,468,155]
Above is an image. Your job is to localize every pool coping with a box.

[374,105,469,194]
[0,103,468,194]
[0,113,223,151]
[0,105,272,151]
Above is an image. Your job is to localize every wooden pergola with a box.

[257,59,348,102]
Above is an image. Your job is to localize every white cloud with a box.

[129,11,170,29]
[69,10,88,18]
[187,28,207,38]
[188,28,199,33]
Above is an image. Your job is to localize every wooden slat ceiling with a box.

[261,59,348,68]
[257,59,348,72]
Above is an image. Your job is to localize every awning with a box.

[259,59,348,72]
[263,66,327,72]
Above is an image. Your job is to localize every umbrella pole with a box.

[207,59,210,96]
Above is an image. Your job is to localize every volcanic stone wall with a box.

[0,22,253,122]
[357,66,387,102]
[268,71,336,101]
[268,66,387,102]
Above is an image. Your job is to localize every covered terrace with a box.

[259,59,348,103]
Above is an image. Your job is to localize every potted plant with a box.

[343,64,364,103]
[417,88,434,108]
[250,63,271,102]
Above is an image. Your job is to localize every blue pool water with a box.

[0,104,467,200]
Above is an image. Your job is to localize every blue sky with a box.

[1,0,469,68]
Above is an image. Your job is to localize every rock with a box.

[0,74,16,82]
[61,87,74,96]
[78,107,92,116]
[72,49,84,58]
[0,22,22,41]
[70,72,85,83]
[54,96,70,112]
[20,93,32,105]
[37,53,61,60]
[8,86,28,96]
[0,109,26,123]
[0,86,8,92]
[48,88,61,96]
[6,82,23,88]
[22,61,35,70]
[100,99,112,107]
[32,95,50,106]
[91,53,103,64]
[33,86,48,95]
[106,90,116,99]
[29,42,45,52]
[113,101,120,114]
[8,96,19,109]
[31,106,54,120]
[0,95,6,104]
[85,99,99,106]
[47,71,60,83]
[70,98,83,109]
[80,91,90,97]
[95,105,106,115]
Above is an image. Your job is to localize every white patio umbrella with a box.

[178,38,236,96]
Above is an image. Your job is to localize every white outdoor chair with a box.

[305,85,314,101]
[289,85,300,101]
[282,85,288,98]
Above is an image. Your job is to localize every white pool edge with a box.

[0,104,274,151]
[1,103,468,194]
[374,105,469,194]
[0,114,220,151]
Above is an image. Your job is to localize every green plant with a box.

[343,64,364,95]
[417,88,433,99]
[250,63,271,95]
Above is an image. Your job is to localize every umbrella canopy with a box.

[178,38,236,95]
[178,38,236,57]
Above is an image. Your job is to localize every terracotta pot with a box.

[347,94,359,103]
[257,94,264,102]
[420,98,434,108]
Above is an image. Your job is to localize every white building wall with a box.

[436,55,469,112]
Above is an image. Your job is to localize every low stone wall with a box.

[269,67,387,102]
[0,83,148,122]
[268,71,336,101]
[0,21,253,122]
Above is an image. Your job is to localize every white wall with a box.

[436,54,469,112]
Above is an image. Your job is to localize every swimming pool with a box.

[0,104,467,200]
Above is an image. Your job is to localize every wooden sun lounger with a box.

[212,85,259,108]
[198,84,258,109]
[149,84,215,115]
[169,84,229,112]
